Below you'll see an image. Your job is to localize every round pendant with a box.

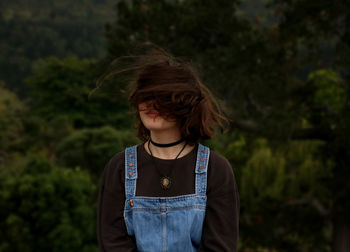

[160,176,171,190]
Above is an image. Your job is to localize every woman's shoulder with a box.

[105,150,125,169]
[208,149,233,173]
[101,144,141,190]
[207,148,237,195]
[105,144,141,169]
[101,151,124,190]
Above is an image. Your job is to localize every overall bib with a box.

[123,143,210,252]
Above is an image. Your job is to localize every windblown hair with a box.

[95,45,229,145]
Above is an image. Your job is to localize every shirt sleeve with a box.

[97,153,138,252]
[198,152,240,252]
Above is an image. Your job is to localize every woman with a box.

[97,48,239,251]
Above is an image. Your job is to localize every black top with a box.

[97,143,239,251]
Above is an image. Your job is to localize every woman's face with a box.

[138,101,179,132]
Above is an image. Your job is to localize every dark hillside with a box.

[0,0,116,96]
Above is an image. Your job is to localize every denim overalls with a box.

[123,143,210,252]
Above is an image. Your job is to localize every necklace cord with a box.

[147,140,187,177]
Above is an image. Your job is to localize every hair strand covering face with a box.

[93,44,230,145]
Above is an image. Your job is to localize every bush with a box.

[0,154,98,252]
[56,126,139,182]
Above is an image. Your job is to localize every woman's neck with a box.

[144,130,193,159]
[151,129,181,143]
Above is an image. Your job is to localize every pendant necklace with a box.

[147,139,187,190]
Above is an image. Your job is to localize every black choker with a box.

[150,138,184,148]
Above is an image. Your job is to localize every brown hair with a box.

[95,46,229,145]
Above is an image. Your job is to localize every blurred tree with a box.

[0,0,117,96]
[0,154,98,252]
[56,126,139,182]
[303,69,349,252]
[209,133,332,251]
[269,0,350,250]
[25,56,131,129]
[0,82,24,166]
[22,56,134,168]
[19,115,74,164]
[239,138,332,251]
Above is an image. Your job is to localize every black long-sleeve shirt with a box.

[97,143,239,251]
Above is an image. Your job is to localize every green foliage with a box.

[56,126,139,181]
[19,115,74,156]
[237,138,332,251]
[209,131,333,251]
[0,0,116,93]
[0,154,98,252]
[0,83,24,165]
[308,69,345,115]
[25,56,131,129]
[241,139,286,209]
[206,131,251,187]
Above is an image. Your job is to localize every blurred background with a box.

[0,0,349,251]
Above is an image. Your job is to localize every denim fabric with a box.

[124,144,210,252]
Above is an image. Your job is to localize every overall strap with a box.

[125,145,138,199]
[195,143,210,196]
